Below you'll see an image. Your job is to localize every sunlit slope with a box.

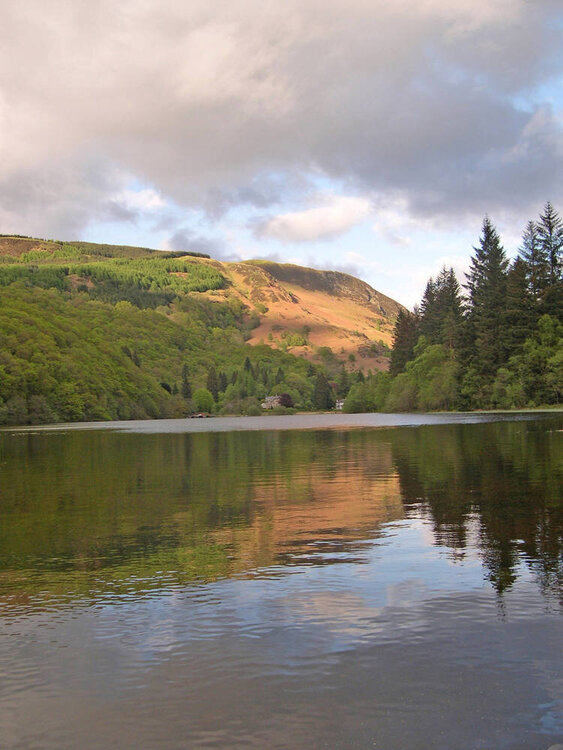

[0,236,403,373]
[196,259,403,372]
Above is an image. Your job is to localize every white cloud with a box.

[258,195,372,242]
[117,188,164,212]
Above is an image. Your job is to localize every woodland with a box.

[344,202,562,412]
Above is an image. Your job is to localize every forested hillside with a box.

[0,237,374,424]
[344,202,562,412]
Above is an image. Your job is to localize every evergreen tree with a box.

[390,309,420,375]
[420,267,463,349]
[419,278,441,342]
[335,367,350,398]
[181,364,192,399]
[519,220,549,304]
[218,371,228,392]
[206,366,219,401]
[313,372,335,410]
[464,217,509,379]
[503,257,535,357]
[537,202,563,283]
[243,356,254,377]
[439,268,464,352]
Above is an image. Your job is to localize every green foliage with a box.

[390,309,420,375]
[342,372,392,413]
[384,205,562,412]
[0,237,345,424]
[281,330,308,347]
[193,388,215,413]
[499,315,563,406]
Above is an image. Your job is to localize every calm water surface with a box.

[0,413,562,749]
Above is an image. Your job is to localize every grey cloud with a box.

[0,156,126,239]
[100,201,139,224]
[0,0,562,238]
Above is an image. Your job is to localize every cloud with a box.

[0,0,562,239]
[165,228,238,261]
[256,195,372,242]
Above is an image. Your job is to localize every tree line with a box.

[344,201,562,412]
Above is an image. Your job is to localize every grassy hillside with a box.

[0,236,403,424]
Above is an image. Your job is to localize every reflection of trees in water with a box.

[389,421,563,601]
[0,419,561,606]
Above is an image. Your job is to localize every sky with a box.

[1,0,562,307]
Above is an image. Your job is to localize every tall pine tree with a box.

[537,202,563,283]
[464,217,509,379]
[419,266,463,349]
[536,202,563,318]
[519,220,549,304]
[390,309,420,375]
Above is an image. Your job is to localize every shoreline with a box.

[2,409,561,435]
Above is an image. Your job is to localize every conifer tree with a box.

[419,278,437,340]
[206,366,219,401]
[464,217,509,378]
[537,202,563,283]
[336,367,350,398]
[313,372,335,410]
[503,257,535,357]
[536,202,563,318]
[419,267,463,349]
[439,268,464,352]
[181,364,192,399]
[390,309,420,374]
[519,220,549,303]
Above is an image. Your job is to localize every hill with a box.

[0,236,403,424]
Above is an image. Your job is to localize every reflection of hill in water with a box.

[0,430,404,610]
[0,417,561,611]
[210,465,403,572]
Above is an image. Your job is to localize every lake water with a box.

[0,413,562,749]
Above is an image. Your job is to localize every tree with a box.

[420,267,463,350]
[278,392,294,408]
[313,372,335,410]
[206,366,219,401]
[519,220,549,303]
[335,367,350,398]
[181,364,192,399]
[537,201,563,283]
[464,217,509,380]
[419,278,438,341]
[390,309,420,375]
[503,257,535,358]
[193,387,215,413]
